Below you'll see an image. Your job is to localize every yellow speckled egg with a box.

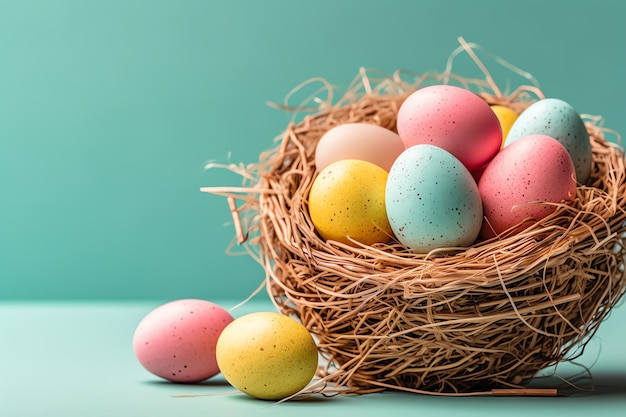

[308,159,393,246]
[215,312,318,400]
[490,105,518,147]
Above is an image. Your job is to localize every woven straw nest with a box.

[203,41,626,396]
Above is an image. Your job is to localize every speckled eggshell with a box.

[385,144,483,253]
[133,299,234,383]
[504,98,592,184]
[314,123,405,172]
[308,159,393,246]
[215,312,318,400]
[479,134,577,239]
[396,84,502,171]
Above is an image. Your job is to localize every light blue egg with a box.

[385,145,483,253]
[504,98,592,184]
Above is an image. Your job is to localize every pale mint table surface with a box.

[1,298,625,417]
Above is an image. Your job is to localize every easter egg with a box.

[490,105,518,147]
[504,98,592,184]
[479,134,578,239]
[314,123,405,172]
[308,159,393,246]
[396,84,502,171]
[133,299,234,383]
[385,144,483,252]
[216,312,318,400]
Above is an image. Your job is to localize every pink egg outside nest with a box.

[133,299,234,383]
[397,84,502,171]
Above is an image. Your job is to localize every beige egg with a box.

[216,312,318,400]
[315,123,405,172]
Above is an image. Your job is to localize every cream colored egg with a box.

[215,312,318,400]
[308,159,393,246]
[315,123,405,172]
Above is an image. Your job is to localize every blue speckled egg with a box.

[504,98,591,184]
[385,145,483,253]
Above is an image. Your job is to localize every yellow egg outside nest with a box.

[216,312,318,401]
[491,105,519,148]
[308,159,393,246]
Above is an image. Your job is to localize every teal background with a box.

[1,0,625,300]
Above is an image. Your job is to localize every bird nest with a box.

[202,40,626,396]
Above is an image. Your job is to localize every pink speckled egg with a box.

[133,299,234,383]
[397,85,502,171]
[478,134,577,239]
